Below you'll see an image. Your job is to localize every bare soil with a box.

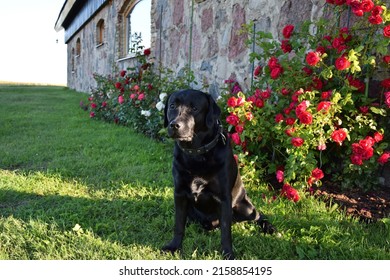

[318,183,390,222]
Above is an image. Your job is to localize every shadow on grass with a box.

[1,184,389,260]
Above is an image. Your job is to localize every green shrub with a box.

[219,0,390,199]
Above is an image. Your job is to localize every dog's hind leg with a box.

[232,191,276,234]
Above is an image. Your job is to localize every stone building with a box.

[55,0,327,94]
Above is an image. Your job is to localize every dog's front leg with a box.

[220,188,234,260]
[162,192,188,254]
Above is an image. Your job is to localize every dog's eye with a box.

[192,106,198,112]
[169,103,176,110]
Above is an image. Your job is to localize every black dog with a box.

[162,89,275,259]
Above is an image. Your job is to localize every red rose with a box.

[359,106,369,114]
[275,113,284,123]
[332,37,346,53]
[281,39,292,53]
[254,98,264,108]
[268,57,279,69]
[91,103,97,109]
[281,184,300,202]
[276,166,285,183]
[369,14,383,25]
[235,124,244,134]
[295,100,310,117]
[351,154,363,165]
[291,137,304,147]
[89,112,95,118]
[378,151,390,165]
[282,25,294,39]
[270,66,283,79]
[226,113,240,126]
[384,92,390,108]
[331,129,348,145]
[306,51,321,66]
[138,93,145,101]
[298,111,313,125]
[285,127,296,137]
[143,48,151,56]
[115,82,122,89]
[302,67,313,76]
[316,46,326,55]
[281,88,290,96]
[231,132,241,145]
[227,97,238,108]
[286,117,296,125]
[335,56,350,70]
[317,101,331,113]
[254,65,262,77]
[361,0,374,12]
[321,90,332,100]
[371,5,384,15]
[384,25,390,38]
[260,90,271,99]
[383,55,390,64]
[120,70,126,77]
[381,79,390,89]
[373,132,383,143]
[311,168,324,180]
[312,76,324,90]
[118,95,125,104]
[348,76,365,92]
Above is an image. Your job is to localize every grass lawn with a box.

[0,85,389,260]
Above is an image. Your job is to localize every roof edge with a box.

[54,0,77,32]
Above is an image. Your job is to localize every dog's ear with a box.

[164,94,171,127]
[206,94,221,128]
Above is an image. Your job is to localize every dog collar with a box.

[177,121,226,156]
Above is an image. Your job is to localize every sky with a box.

[0,0,67,85]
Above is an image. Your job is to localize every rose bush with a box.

[87,37,196,139]
[220,0,390,200]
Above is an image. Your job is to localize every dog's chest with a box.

[190,177,213,202]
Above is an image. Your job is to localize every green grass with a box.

[0,85,389,260]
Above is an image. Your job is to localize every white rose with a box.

[141,110,151,117]
[159,93,167,101]
[156,101,165,111]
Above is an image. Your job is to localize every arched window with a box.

[71,48,75,72]
[96,19,105,45]
[76,38,81,56]
[124,0,151,55]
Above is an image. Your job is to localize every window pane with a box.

[127,0,151,54]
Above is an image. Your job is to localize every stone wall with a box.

[67,1,119,92]
[66,0,331,94]
[152,0,326,97]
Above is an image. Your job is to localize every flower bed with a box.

[219,0,390,200]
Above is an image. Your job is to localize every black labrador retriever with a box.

[162,89,275,259]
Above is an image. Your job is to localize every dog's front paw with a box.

[161,238,182,255]
[257,217,276,235]
[222,249,235,260]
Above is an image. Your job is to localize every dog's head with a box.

[164,89,221,142]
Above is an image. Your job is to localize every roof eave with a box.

[54,0,77,32]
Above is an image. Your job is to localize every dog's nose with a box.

[169,122,180,130]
